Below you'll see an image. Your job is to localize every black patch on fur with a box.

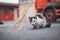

[29,17,36,22]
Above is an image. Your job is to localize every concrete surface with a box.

[0,20,60,40]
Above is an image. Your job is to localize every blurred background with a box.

[0,0,60,40]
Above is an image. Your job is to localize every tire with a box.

[44,9,56,22]
[46,22,51,28]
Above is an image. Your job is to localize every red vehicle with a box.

[35,0,60,22]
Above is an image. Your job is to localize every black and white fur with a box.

[29,14,51,29]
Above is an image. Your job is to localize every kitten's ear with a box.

[29,17,30,20]
[29,17,31,20]
[34,16,37,19]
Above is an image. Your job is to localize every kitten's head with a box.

[29,16,37,22]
